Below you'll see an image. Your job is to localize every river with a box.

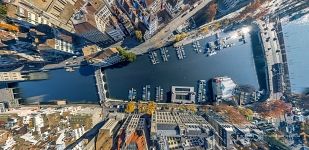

[104,28,263,102]
[19,26,269,103]
[282,15,309,93]
[19,66,99,104]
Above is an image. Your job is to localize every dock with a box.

[197,80,207,103]
[155,86,164,102]
[128,88,137,100]
[149,51,159,64]
[160,47,169,62]
[142,85,151,101]
[192,40,202,53]
[176,46,186,60]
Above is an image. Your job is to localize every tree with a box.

[239,108,254,120]
[254,100,292,118]
[174,33,188,42]
[125,101,136,113]
[201,26,209,33]
[0,4,7,16]
[135,30,143,41]
[146,101,156,115]
[205,1,217,22]
[116,46,137,62]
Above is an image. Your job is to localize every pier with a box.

[197,80,207,103]
[149,51,159,64]
[160,47,169,62]
[142,85,151,101]
[155,86,164,102]
[176,46,186,60]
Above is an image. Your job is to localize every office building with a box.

[171,86,196,104]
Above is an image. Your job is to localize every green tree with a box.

[0,4,7,16]
[135,30,143,41]
[116,46,136,62]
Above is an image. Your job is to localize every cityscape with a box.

[0,0,308,149]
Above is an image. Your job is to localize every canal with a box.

[19,66,99,104]
[104,27,265,102]
[283,15,309,93]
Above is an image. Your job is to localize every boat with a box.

[207,50,217,57]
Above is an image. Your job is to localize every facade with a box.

[38,36,74,55]
[204,112,234,149]
[212,76,237,102]
[0,83,20,108]
[171,86,195,104]
[164,0,183,16]
[0,72,25,82]
[107,17,126,41]
[96,118,121,150]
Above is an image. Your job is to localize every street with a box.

[129,0,212,54]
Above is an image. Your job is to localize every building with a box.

[106,17,126,41]
[171,86,195,104]
[0,83,20,108]
[0,72,25,82]
[94,1,116,40]
[83,46,122,67]
[164,0,183,16]
[117,114,148,150]
[151,111,211,149]
[72,3,114,47]
[6,0,83,32]
[212,77,237,102]
[96,118,121,150]
[204,112,235,149]
[69,107,102,130]
[143,14,159,40]
[37,33,74,55]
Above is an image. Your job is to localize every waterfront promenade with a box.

[257,19,284,100]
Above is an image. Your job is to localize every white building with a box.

[212,76,237,102]
[33,114,44,134]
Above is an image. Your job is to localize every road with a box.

[129,0,212,54]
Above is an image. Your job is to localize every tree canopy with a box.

[116,47,136,62]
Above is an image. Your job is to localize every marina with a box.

[105,28,262,102]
